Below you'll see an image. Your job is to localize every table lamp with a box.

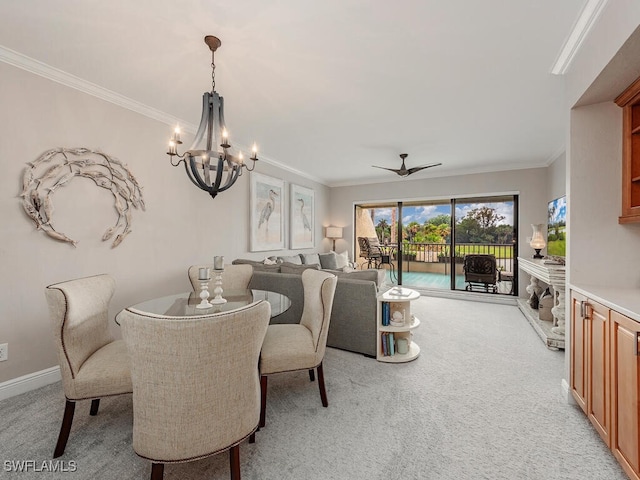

[326,226,343,251]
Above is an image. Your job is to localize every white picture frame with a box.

[290,183,314,249]
[250,172,285,252]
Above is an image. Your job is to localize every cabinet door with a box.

[587,299,610,446]
[570,291,588,412]
[611,310,640,479]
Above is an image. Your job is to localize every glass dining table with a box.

[117,289,290,324]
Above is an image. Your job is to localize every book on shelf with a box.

[381,302,390,326]
[389,332,395,356]
[381,332,388,356]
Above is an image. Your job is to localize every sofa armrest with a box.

[326,278,378,357]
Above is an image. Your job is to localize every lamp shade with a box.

[326,227,343,239]
[530,224,546,249]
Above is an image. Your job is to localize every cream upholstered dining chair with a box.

[188,264,253,292]
[117,300,271,480]
[44,274,132,458]
[259,269,337,428]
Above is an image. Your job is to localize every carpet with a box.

[0,296,626,479]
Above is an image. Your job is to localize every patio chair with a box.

[463,254,498,293]
[357,237,396,281]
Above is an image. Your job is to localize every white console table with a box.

[517,257,566,350]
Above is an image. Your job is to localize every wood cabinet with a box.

[615,76,640,224]
[611,310,640,480]
[570,288,640,479]
[569,291,610,445]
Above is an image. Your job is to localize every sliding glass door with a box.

[452,196,517,292]
[354,194,518,295]
[396,200,452,290]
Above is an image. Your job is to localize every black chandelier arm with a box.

[244,159,257,172]
[169,154,186,167]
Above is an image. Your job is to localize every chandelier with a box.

[167,35,258,199]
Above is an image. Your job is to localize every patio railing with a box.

[393,242,514,272]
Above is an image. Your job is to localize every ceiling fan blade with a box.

[372,165,401,173]
[406,162,442,175]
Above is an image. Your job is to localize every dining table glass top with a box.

[124,289,290,319]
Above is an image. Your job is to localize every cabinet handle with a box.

[635,332,640,357]
[579,301,586,318]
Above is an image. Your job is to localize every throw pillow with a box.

[318,252,338,270]
[276,255,303,265]
[331,250,349,269]
[280,262,320,274]
[263,257,277,265]
[301,253,321,265]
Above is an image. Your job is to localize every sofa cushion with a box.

[318,252,338,270]
[280,262,320,274]
[276,255,303,265]
[232,258,281,272]
[300,253,321,265]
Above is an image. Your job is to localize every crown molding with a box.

[550,0,609,75]
[0,45,328,186]
[0,45,192,132]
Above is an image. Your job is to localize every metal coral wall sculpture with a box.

[19,148,145,248]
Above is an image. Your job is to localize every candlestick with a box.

[196,279,213,309]
[210,269,227,304]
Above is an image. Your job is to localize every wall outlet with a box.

[0,343,7,362]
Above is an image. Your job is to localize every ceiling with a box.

[0,0,588,186]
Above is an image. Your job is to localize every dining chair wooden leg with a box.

[249,432,256,444]
[317,362,328,408]
[259,375,267,428]
[53,400,76,458]
[150,463,164,480]
[89,399,100,416]
[229,445,241,480]
[308,369,315,382]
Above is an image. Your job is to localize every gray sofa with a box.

[241,263,385,357]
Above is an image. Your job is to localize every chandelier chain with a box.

[211,51,216,92]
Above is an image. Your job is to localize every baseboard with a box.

[0,366,61,402]
[561,378,575,405]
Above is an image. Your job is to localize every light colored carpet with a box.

[0,296,626,479]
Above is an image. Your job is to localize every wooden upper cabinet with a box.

[615,76,640,224]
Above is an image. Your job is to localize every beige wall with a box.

[565,3,640,290]
[0,63,329,383]
[329,168,549,296]
[568,101,640,287]
[547,152,566,202]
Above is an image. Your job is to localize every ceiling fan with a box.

[372,153,442,177]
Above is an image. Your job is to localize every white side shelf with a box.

[377,287,421,363]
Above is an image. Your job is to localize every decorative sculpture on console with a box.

[526,276,543,309]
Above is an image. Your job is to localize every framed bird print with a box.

[250,172,285,252]
[290,183,314,249]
